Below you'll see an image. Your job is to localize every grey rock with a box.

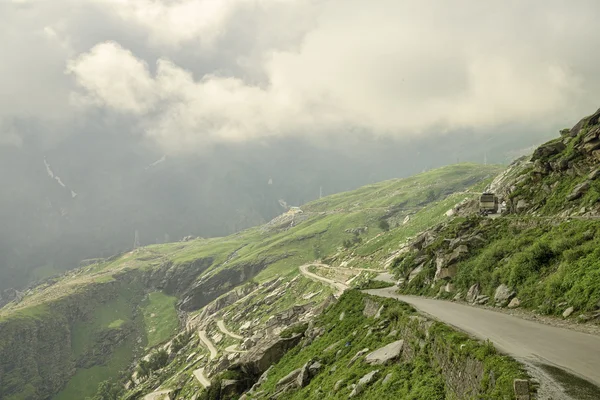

[349,370,379,397]
[363,298,381,318]
[466,284,480,303]
[347,348,369,367]
[365,340,404,365]
[516,199,529,212]
[531,141,565,160]
[475,295,490,305]
[453,292,463,301]
[508,298,521,309]
[382,373,393,385]
[589,169,600,180]
[563,306,575,318]
[567,181,590,201]
[494,284,516,306]
[408,264,424,282]
[308,361,322,377]
[296,362,311,388]
[334,380,344,392]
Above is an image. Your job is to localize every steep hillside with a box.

[391,108,600,321]
[0,163,501,400]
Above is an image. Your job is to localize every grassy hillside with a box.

[0,163,502,400]
[392,108,600,322]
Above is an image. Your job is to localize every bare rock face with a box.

[364,340,404,365]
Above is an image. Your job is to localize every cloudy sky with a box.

[2,0,600,151]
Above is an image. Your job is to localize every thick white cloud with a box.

[67,0,599,151]
[94,0,302,48]
[3,0,600,150]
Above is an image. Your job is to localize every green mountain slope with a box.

[0,163,501,400]
[391,108,600,319]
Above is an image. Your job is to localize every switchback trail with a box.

[365,287,600,389]
[199,330,218,360]
[217,320,243,340]
[193,368,211,388]
[299,264,348,297]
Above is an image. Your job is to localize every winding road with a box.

[193,367,211,388]
[217,320,243,340]
[365,287,600,388]
[299,264,348,297]
[199,330,218,360]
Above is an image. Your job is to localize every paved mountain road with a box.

[365,287,600,388]
[217,320,243,340]
[199,330,218,360]
[299,264,348,297]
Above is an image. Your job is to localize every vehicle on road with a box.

[479,192,499,215]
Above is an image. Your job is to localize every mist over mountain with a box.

[2,0,600,289]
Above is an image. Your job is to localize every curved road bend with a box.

[199,330,218,360]
[217,320,243,340]
[365,287,600,387]
[299,264,348,297]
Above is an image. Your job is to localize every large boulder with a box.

[364,340,404,365]
[494,284,516,306]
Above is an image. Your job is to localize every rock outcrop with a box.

[364,340,404,365]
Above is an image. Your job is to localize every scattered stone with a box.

[375,305,384,319]
[567,181,590,201]
[349,370,379,397]
[444,282,454,293]
[382,373,393,385]
[308,361,322,376]
[466,284,480,303]
[408,264,424,282]
[387,329,398,337]
[296,362,311,388]
[339,311,345,321]
[508,298,521,309]
[363,298,381,318]
[513,379,530,400]
[563,306,575,318]
[347,348,370,367]
[589,169,600,180]
[334,379,344,392]
[365,340,404,365]
[475,295,490,305]
[516,199,529,212]
[453,292,463,301]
